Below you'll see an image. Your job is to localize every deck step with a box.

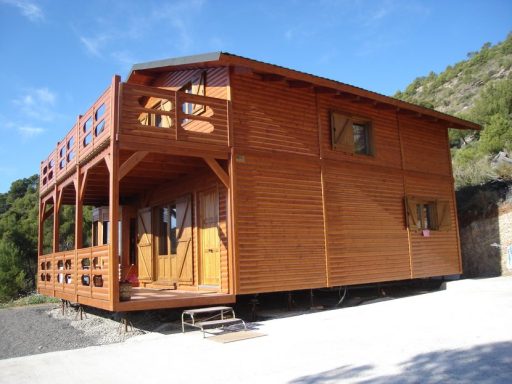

[196,318,244,329]
[181,306,247,337]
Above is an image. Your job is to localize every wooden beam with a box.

[80,169,89,201]
[53,187,60,253]
[314,86,337,94]
[75,166,83,249]
[287,80,312,89]
[256,73,285,82]
[203,157,230,189]
[109,74,121,309]
[118,151,149,181]
[42,204,54,221]
[104,153,112,175]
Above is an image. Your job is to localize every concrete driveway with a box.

[1,277,511,383]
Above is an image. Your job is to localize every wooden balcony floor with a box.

[115,288,235,312]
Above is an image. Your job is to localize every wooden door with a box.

[137,208,153,281]
[199,189,220,286]
[155,205,175,284]
[176,195,193,284]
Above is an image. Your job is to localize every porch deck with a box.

[116,288,235,312]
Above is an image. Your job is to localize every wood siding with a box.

[234,152,326,294]
[324,162,411,285]
[154,67,229,100]
[231,72,318,156]
[231,71,461,294]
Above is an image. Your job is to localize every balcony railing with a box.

[119,82,229,147]
[39,83,113,195]
[39,78,229,196]
[38,245,111,303]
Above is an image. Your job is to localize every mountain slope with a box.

[395,33,512,189]
[395,33,512,116]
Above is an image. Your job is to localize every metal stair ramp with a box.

[181,306,246,338]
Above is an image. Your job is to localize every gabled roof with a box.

[127,52,480,131]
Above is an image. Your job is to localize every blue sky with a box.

[0,0,511,192]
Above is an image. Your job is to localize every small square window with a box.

[353,122,372,155]
[405,197,452,232]
[331,111,373,156]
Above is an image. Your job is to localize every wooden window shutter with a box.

[331,112,354,152]
[405,196,419,229]
[176,195,193,284]
[436,200,451,231]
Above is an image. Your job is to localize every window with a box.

[180,71,206,118]
[331,111,373,155]
[138,99,172,128]
[156,204,177,256]
[405,196,451,232]
[416,202,436,230]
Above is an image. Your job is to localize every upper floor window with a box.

[181,71,206,116]
[331,111,373,156]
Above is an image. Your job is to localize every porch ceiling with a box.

[118,150,208,198]
[59,151,211,207]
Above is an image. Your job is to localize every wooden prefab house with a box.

[37,52,479,311]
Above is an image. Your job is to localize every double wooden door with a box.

[136,195,193,285]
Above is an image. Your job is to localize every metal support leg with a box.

[287,292,293,311]
[250,295,259,322]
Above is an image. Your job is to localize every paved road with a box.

[1,277,511,383]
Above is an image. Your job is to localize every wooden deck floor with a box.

[115,288,236,312]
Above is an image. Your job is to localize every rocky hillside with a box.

[395,33,512,116]
[395,33,512,190]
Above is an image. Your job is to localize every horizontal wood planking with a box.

[404,173,461,277]
[324,163,411,285]
[231,72,319,156]
[234,152,326,294]
[154,67,229,100]
[399,115,451,176]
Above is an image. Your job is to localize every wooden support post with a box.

[74,169,83,250]
[109,75,121,310]
[37,199,44,257]
[53,187,60,253]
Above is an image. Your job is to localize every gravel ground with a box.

[0,304,96,359]
[0,281,441,360]
[0,303,152,360]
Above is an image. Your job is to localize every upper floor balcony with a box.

[39,76,229,196]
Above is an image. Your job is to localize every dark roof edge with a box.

[130,51,222,72]
[128,51,480,131]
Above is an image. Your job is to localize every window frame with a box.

[330,111,374,156]
[405,196,452,232]
[180,71,207,118]
[154,203,177,257]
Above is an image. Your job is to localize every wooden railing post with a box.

[109,75,121,309]
[175,91,180,141]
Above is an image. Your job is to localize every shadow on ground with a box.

[289,341,512,384]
